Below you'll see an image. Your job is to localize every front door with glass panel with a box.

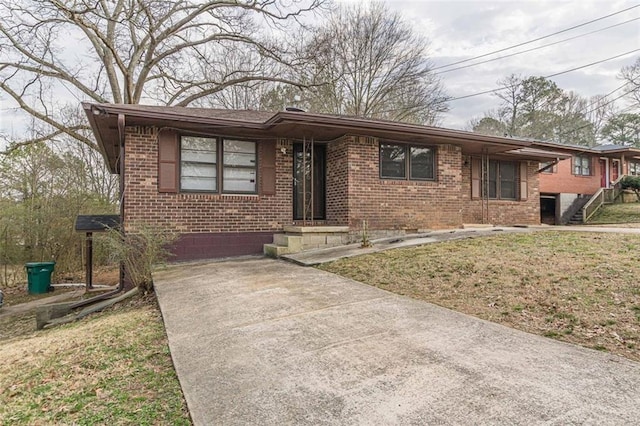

[293,144,326,221]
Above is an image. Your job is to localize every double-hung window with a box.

[180,136,257,193]
[181,137,217,191]
[629,161,640,176]
[573,155,591,176]
[486,160,517,200]
[380,143,436,180]
[222,140,257,192]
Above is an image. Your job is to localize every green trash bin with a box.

[25,262,56,294]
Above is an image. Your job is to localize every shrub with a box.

[620,176,640,201]
[103,224,176,293]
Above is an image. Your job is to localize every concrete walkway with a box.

[284,227,531,266]
[154,258,640,425]
[284,225,640,266]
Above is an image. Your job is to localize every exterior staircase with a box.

[264,226,350,258]
[567,208,584,225]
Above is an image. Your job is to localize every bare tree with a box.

[473,75,599,146]
[584,94,617,137]
[294,1,448,125]
[0,0,325,152]
[493,74,525,136]
[620,57,640,108]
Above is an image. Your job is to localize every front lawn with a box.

[0,296,191,425]
[319,231,640,362]
[588,202,640,224]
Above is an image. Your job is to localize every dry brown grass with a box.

[0,296,190,425]
[319,231,640,362]
[588,202,640,224]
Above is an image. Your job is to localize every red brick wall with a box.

[325,137,349,226]
[124,127,541,259]
[461,160,540,225]
[342,136,464,231]
[539,155,601,195]
[123,127,293,236]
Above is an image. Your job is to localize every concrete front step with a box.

[264,226,351,258]
[273,234,303,252]
[263,244,291,257]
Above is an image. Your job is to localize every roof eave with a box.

[82,102,118,173]
[269,111,533,149]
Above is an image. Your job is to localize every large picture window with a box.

[573,155,591,176]
[180,136,256,193]
[380,143,435,180]
[486,160,518,200]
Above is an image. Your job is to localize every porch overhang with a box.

[498,147,571,162]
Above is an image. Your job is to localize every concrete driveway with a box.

[154,257,640,425]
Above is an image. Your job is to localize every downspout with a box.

[70,113,126,309]
[481,148,489,224]
[117,113,126,292]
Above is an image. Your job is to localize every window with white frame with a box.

[630,161,640,176]
[573,155,591,176]
[180,136,257,193]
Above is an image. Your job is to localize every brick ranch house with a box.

[83,103,568,261]
[530,141,640,224]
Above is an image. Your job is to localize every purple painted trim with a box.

[168,232,275,262]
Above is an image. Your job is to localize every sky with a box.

[0,0,638,144]
[377,0,640,129]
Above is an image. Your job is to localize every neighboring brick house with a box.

[84,103,567,261]
[531,141,640,224]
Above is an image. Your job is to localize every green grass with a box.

[319,231,640,362]
[588,202,640,224]
[0,296,191,425]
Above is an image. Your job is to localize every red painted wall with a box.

[539,156,601,195]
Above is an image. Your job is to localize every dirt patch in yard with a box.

[319,231,640,362]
